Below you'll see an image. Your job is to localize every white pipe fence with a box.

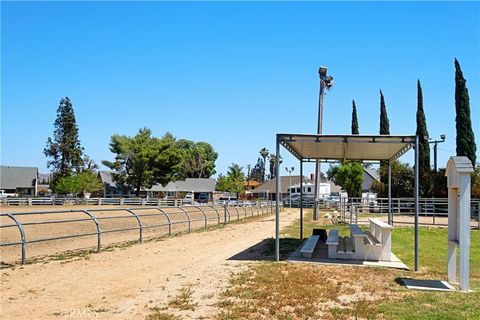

[0,202,276,265]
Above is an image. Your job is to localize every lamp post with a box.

[285,166,294,208]
[313,66,334,220]
[429,134,446,172]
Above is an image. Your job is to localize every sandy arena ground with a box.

[1,208,296,320]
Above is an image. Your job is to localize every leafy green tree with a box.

[454,58,476,165]
[416,79,431,196]
[351,100,359,135]
[327,162,363,197]
[44,97,84,185]
[54,171,102,196]
[215,163,245,197]
[76,171,103,196]
[176,140,218,178]
[379,90,390,135]
[371,161,414,198]
[54,175,79,195]
[471,164,480,199]
[102,128,180,196]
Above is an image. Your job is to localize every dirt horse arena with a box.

[1,205,296,319]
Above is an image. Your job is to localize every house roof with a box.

[244,180,261,187]
[98,171,118,188]
[363,168,380,182]
[278,134,416,162]
[146,178,216,193]
[0,166,38,189]
[98,171,216,193]
[251,175,314,194]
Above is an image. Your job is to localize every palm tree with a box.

[227,163,245,197]
[259,148,269,182]
[268,154,283,179]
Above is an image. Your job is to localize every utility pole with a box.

[285,167,294,208]
[430,134,446,172]
[313,66,334,220]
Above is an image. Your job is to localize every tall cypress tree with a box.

[416,79,431,196]
[44,97,84,179]
[351,100,359,135]
[379,90,391,184]
[379,90,390,135]
[454,58,476,165]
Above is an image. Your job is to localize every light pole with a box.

[285,166,294,208]
[429,134,446,172]
[313,66,334,220]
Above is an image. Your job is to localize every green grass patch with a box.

[216,208,480,319]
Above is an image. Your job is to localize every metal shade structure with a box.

[274,133,421,270]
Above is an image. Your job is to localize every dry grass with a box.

[167,287,198,311]
[216,262,405,320]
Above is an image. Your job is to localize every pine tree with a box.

[351,100,359,135]
[44,97,84,179]
[379,90,390,135]
[416,80,431,196]
[455,58,476,165]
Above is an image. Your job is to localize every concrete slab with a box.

[287,239,409,270]
[400,278,456,291]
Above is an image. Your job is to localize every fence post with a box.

[4,213,27,264]
[126,209,143,243]
[156,207,171,236]
[82,210,101,253]
[210,205,220,225]
[177,207,191,233]
[223,205,228,224]
[195,206,208,229]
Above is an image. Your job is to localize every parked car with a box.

[197,192,209,203]
[0,190,17,199]
[183,193,194,204]
[218,197,238,205]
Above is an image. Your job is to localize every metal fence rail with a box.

[1,197,188,206]
[0,202,275,265]
[338,197,480,227]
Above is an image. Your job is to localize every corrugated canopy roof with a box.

[278,134,416,162]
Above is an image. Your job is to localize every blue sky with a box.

[1,1,479,178]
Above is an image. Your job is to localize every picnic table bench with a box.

[326,218,394,261]
[300,235,320,258]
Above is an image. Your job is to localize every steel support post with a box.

[300,160,303,239]
[275,135,281,262]
[388,161,392,225]
[414,135,420,271]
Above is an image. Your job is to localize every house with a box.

[251,175,343,200]
[96,171,216,199]
[0,166,38,196]
[96,171,134,198]
[244,180,261,199]
[145,178,216,199]
[251,175,313,200]
[362,168,380,192]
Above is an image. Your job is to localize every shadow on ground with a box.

[228,237,304,261]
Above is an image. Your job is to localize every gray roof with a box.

[146,178,216,193]
[363,168,380,182]
[0,166,38,189]
[98,171,117,188]
[98,172,216,193]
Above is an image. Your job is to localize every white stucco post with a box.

[445,156,473,292]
